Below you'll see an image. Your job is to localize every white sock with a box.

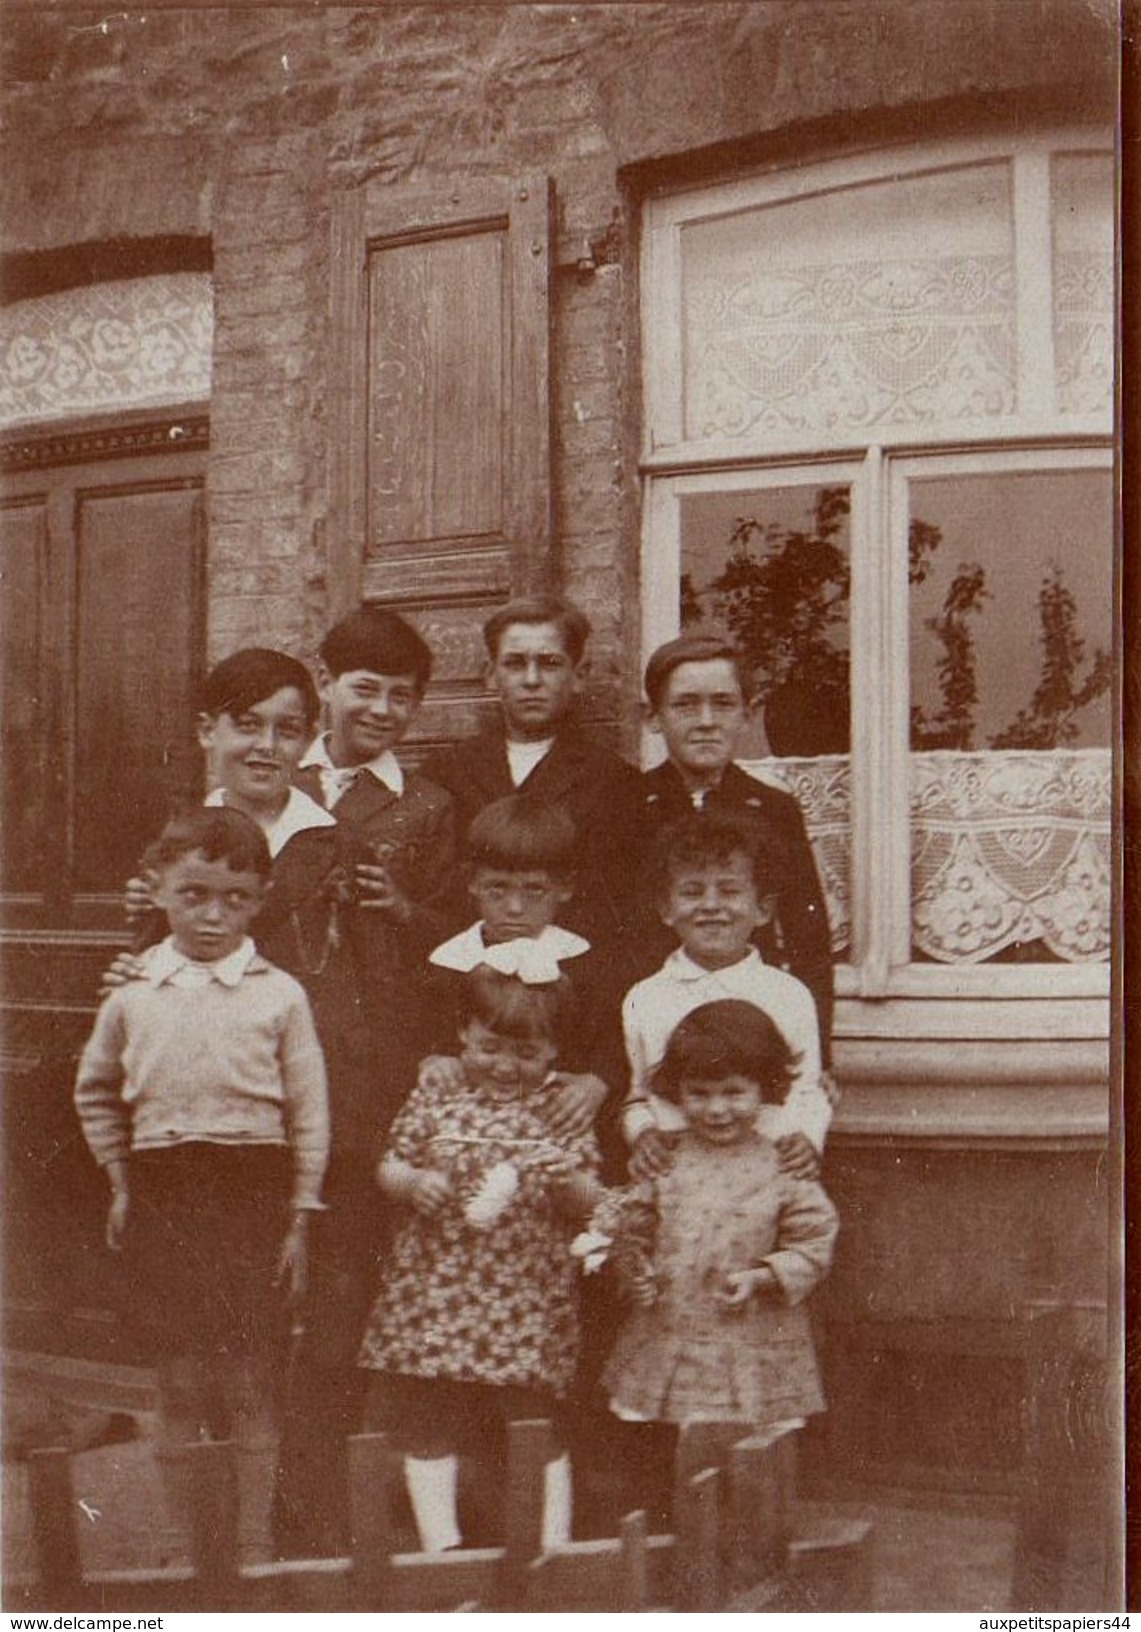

[405,1454,462,1552]
[541,1452,573,1549]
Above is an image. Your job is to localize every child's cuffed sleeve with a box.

[74,999,131,1169]
[760,1175,839,1306]
[279,987,331,1209]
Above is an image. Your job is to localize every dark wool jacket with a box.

[636,760,835,1066]
[421,719,645,948]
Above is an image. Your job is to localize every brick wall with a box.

[0,0,1118,704]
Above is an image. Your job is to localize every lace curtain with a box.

[681,163,1017,444]
[0,274,213,429]
[750,748,1110,965]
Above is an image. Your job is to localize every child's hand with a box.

[105,1191,130,1251]
[629,1128,678,1180]
[99,953,147,999]
[715,1266,778,1309]
[124,874,155,924]
[542,1073,608,1138]
[355,859,412,922]
[274,1212,310,1306]
[418,1055,465,1093]
[775,1132,820,1181]
[410,1169,454,1217]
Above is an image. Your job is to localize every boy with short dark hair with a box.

[640,632,835,1064]
[295,604,456,940]
[422,595,643,946]
[419,794,617,1145]
[76,806,329,1567]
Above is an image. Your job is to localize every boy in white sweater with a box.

[75,805,328,1565]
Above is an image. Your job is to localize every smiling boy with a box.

[621,812,830,1178]
[295,607,456,935]
[640,633,834,1064]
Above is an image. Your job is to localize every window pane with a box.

[908,469,1111,964]
[1052,152,1114,418]
[679,483,851,958]
[680,162,1015,443]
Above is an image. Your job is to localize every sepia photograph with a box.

[0,0,1124,1615]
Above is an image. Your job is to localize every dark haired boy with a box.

[421,595,643,947]
[294,605,456,939]
[622,812,831,1179]
[640,633,834,1065]
[76,807,329,1566]
[418,794,620,1145]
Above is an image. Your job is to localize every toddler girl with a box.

[592,999,837,1450]
[359,961,599,1552]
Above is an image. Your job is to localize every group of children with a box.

[72,597,839,1562]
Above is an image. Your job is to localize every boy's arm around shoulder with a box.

[760,1170,839,1307]
[275,974,331,1211]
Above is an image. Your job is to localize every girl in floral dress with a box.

[358,959,598,1552]
[583,1000,838,1511]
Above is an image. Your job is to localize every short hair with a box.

[647,811,785,905]
[319,606,433,689]
[643,633,751,711]
[466,796,577,879]
[456,964,572,1045]
[199,648,320,727]
[483,595,592,664]
[143,806,273,881]
[653,999,797,1106]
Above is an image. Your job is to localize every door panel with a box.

[330,176,553,757]
[0,495,52,902]
[73,481,205,900]
[1,414,207,1356]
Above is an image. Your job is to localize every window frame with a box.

[639,127,1113,1042]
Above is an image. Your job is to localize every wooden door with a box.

[328,175,553,756]
[0,411,207,1352]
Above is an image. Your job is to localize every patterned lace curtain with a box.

[0,273,212,429]
[910,749,1110,963]
[681,163,1016,442]
[749,749,1110,966]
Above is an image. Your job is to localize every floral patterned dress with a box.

[358,1076,598,1397]
[600,1131,838,1426]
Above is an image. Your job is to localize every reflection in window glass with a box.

[679,485,852,958]
[908,469,1111,965]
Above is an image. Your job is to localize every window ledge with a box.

[831,1079,1108,1150]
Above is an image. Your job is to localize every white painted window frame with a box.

[639,129,1113,1040]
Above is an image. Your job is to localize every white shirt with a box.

[204,785,335,858]
[505,736,555,787]
[621,947,829,1151]
[299,733,405,808]
[429,920,591,972]
[146,935,260,989]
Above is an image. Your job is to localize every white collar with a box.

[146,935,260,988]
[429,921,591,972]
[300,733,404,796]
[664,946,761,983]
[204,784,335,857]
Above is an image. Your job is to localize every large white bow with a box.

[478,937,564,985]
